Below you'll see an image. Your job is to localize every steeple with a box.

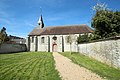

[37,15,44,28]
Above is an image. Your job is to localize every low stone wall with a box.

[78,39,120,68]
[0,43,27,53]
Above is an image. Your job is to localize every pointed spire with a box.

[37,15,44,28]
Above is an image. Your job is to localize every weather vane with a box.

[40,7,42,15]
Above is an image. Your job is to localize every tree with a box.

[66,35,74,54]
[113,11,120,34]
[0,27,9,44]
[92,2,120,39]
[93,2,108,11]
[77,34,91,44]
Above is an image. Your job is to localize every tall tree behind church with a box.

[91,2,120,39]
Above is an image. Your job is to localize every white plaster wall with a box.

[26,37,29,49]
[63,35,70,52]
[36,34,79,52]
[29,33,88,52]
[49,35,63,52]
[78,39,120,68]
[38,36,48,52]
[58,36,62,52]
[57,35,63,52]
[63,34,79,52]
[30,36,35,51]
[49,35,53,52]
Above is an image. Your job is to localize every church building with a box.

[27,15,93,52]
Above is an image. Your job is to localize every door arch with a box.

[52,44,57,52]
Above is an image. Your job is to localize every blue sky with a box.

[0,0,120,38]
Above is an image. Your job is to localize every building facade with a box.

[27,15,93,52]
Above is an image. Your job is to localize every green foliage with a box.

[60,52,120,80]
[77,34,92,44]
[92,10,120,39]
[0,52,61,80]
[0,27,9,43]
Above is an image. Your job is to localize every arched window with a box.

[66,36,72,44]
[41,37,45,43]
[31,36,34,43]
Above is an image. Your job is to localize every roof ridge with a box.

[28,24,93,36]
[44,24,87,28]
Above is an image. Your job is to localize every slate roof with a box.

[28,24,93,36]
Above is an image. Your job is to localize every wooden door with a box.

[52,44,57,52]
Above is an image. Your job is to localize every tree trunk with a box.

[70,43,72,55]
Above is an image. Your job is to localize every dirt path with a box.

[53,52,103,80]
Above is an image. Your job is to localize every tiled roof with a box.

[28,24,93,36]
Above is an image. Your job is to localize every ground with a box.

[60,52,120,80]
[53,52,103,80]
[0,52,61,80]
[0,52,120,80]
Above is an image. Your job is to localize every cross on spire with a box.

[40,7,42,15]
[37,7,44,28]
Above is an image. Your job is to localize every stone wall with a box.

[78,39,120,68]
[0,43,27,53]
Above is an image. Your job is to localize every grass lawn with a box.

[60,52,120,80]
[0,52,61,80]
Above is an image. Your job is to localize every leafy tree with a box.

[92,2,120,39]
[113,11,120,34]
[77,34,91,44]
[0,27,9,44]
[93,2,108,11]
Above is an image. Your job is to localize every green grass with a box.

[0,52,61,80]
[60,52,120,80]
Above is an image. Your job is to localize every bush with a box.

[77,34,91,44]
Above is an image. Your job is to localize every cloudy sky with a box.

[0,0,120,38]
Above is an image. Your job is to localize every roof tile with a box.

[28,24,93,36]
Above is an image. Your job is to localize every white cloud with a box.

[24,20,36,28]
[27,23,35,27]
[25,22,35,28]
[0,10,13,27]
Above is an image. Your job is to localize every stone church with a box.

[27,15,93,52]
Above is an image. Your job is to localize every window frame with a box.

[41,37,45,44]
[31,36,34,43]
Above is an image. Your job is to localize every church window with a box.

[41,37,45,43]
[66,36,72,44]
[31,37,34,43]
[52,36,57,40]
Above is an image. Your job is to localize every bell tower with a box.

[37,15,44,28]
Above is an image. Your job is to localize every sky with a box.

[0,0,120,38]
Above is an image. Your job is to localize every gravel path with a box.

[53,52,103,80]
